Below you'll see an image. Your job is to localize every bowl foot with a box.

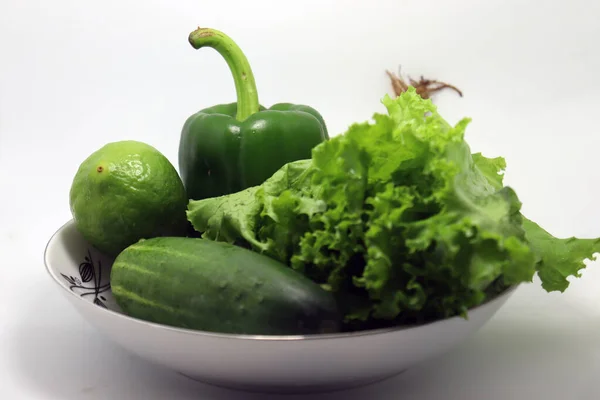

[178,369,408,394]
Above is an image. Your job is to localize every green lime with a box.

[69,140,189,257]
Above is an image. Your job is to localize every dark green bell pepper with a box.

[178,27,329,201]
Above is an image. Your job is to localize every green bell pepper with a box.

[178,27,329,201]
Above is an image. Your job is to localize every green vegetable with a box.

[69,140,189,257]
[178,27,329,201]
[110,236,341,335]
[472,153,600,292]
[187,87,600,330]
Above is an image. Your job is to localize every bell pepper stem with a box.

[188,27,260,122]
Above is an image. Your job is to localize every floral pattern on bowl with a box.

[47,221,121,313]
[59,248,113,309]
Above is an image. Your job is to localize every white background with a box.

[2,0,600,398]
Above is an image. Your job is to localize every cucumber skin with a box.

[110,237,341,335]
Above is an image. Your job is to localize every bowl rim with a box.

[44,219,519,342]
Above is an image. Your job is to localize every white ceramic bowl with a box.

[44,219,517,394]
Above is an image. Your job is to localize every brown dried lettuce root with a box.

[386,69,463,100]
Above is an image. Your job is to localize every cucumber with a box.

[110,237,341,335]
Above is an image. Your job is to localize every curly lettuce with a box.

[187,87,600,330]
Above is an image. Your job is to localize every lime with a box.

[69,140,189,257]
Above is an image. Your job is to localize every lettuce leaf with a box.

[187,87,598,330]
[472,153,600,293]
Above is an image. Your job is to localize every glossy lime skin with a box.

[69,140,189,257]
[178,102,329,201]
